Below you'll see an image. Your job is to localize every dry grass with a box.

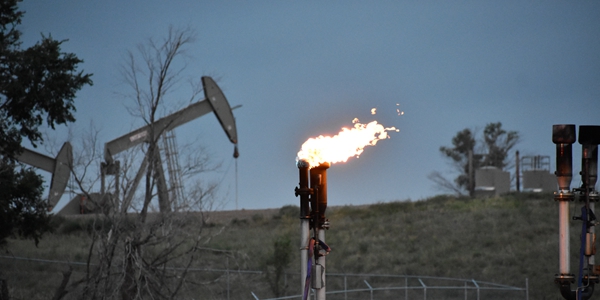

[0,192,582,299]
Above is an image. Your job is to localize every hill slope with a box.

[0,193,582,299]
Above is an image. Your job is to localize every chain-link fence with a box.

[1,255,528,300]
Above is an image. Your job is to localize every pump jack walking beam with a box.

[16,142,73,210]
[102,76,239,212]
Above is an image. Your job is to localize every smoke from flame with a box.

[296,118,398,168]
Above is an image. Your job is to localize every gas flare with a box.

[296,118,398,168]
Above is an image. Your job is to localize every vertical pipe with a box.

[298,160,310,219]
[226,257,230,300]
[468,150,474,197]
[553,124,576,277]
[344,275,347,300]
[309,162,330,300]
[296,160,310,296]
[526,277,529,300]
[317,228,326,300]
[101,163,106,195]
[579,126,600,279]
[300,219,309,295]
[579,126,600,191]
[559,200,571,274]
[405,277,408,300]
[115,163,120,212]
[516,150,520,192]
[310,163,329,227]
[589,201,596,267]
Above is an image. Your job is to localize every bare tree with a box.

[55,26,229,300]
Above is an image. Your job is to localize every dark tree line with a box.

[0,0,92,246]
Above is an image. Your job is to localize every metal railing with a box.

[251,273,529,300]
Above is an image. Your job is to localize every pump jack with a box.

[101,76,239,213]
[16,142,73,212]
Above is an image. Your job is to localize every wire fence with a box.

[1,255,528,300]
[251,273,529,300]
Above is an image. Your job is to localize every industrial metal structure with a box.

[519,155,556,192]
[474,166,510,197]
[553,124,599,300]
[98,76,239,213]
[49,76,239,211]
[295,160,331,300]
[162,130,185,209]
[16,142,72,211]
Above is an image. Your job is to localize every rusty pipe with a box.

[553,124,576,192]
[579,126,600,277]
[296,159,312,296]
[296,159,311,219]
[310,162,330,229]
[579,126,600,191]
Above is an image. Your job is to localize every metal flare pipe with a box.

[310,163,330,229]
[578,125,600,292]
[317,228,327,300]
[295,159,311,296]
[309,162,330,300]
[296,159,311,218]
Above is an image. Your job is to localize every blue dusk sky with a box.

[17,1,600,211]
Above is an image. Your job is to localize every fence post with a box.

[364,280,373,300]
[471,279,480,300]
[344,275,347,300]
[227,257,230,300]
[525,278,529,300]
[405,277,408,300]
[418,278,427,300]
[464,281,467,300]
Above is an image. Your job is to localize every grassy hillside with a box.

[0,192,584,299]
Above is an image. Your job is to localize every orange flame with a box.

[296,118,398,168]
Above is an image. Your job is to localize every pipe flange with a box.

[584,274,600,283]
[555,274,575,284]
[555,191,575,202]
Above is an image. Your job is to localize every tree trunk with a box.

[121,242,138,300]
[51,268,72,300]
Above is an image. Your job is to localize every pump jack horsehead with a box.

[553,125,600,300]
[102,76,239,213]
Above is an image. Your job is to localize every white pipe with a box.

[559,200,571,275]
[300,219,309,295]
[317,229,326,300]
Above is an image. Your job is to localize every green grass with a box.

[0,192,586,299]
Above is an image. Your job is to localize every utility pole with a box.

[468,150,474,197]
[516,150,520,192]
